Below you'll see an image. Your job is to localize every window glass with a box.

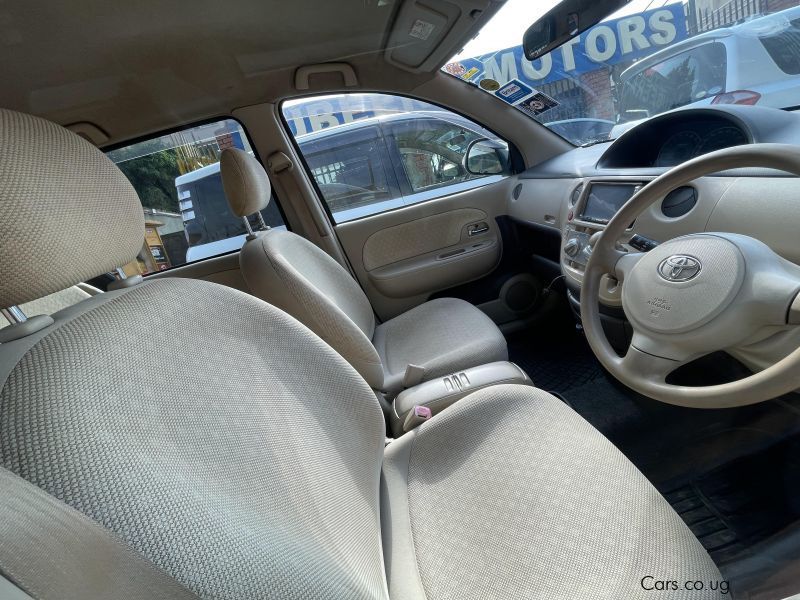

[760,18,800,75]
[617,43,727,120]
[442,0,800,145]
[390,117,489,192]
[301,125,399,215]
[282,93,511,223]
[106,120,285,274]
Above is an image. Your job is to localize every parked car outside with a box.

[611,5,800,137]
[183,109,509,261]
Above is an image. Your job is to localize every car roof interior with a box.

[1,0,505,144]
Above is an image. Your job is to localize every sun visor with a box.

[385,0,503,73]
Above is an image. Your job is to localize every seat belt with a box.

[267,151,329,239]
[0,467,199,600]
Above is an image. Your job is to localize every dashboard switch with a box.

[564,238,580,257]
[629,234,659,252]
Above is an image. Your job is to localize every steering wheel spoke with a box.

[618,332,692,384]
[745,246,800,327]
[619,347,680,384]
[612,250,645,282]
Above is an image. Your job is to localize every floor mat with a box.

[507,308,603,393]
[664,435,800,566]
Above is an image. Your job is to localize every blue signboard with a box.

[450,5,688,88]
[283,94,441,137]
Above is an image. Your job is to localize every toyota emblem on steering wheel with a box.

[657,255,702,282]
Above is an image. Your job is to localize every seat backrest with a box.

[0,109,389,599]
[221,148,385,389]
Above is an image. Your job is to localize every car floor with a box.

[507,296,800,600]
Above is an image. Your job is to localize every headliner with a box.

[0,0,454,143]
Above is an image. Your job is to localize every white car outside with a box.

[610,6,800,138]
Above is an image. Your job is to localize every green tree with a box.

[116,149,182,213]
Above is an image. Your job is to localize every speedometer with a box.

[655,131,702,167]
[698,126,748,155]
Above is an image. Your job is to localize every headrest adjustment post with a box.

[115,267,128,280]
[242,216,256,241]
[1,306,28,324]
[255,212,270,232]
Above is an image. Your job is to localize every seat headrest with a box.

[220,148,271,217]
[0,109,144,308]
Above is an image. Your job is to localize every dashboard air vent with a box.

[570,183,584,206]
[661,186,697,218]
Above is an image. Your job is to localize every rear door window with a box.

[760,18,800,74]
[106,119,285,274]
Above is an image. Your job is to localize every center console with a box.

[561,179,660,353]
[563,181,641,268]
[390,361,532,436]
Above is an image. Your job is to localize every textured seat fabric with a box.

[0,108,722,599]
[240,228,386,389]
[0,467,199,600]
[373,298,508,394]
[0,278,389,600]
[223,148,509,394]
[220,148,270,217]
[0,109,144,307]
[382,385,722,600]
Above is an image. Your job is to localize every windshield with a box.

[444,0,800,145]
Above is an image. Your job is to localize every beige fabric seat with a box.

[0,109,722,599]
[220,148,507,395]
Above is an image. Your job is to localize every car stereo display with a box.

[578,183,639,224]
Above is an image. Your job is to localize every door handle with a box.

[468,223,489,237]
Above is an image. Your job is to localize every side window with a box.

[389,117,489,193]
[282,93,511,223]
[301,125,404,221]
[760,18,800,75]
[105,120,285,275]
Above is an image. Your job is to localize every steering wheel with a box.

[581,144,800,408]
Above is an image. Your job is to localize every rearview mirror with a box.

[463,138,510,176]
[523,0,631,61]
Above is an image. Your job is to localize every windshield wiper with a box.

[580,137,614,148]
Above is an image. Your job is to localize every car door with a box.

[283,93,542,324]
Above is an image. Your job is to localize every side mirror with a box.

[463,138,510,175]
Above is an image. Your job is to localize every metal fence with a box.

[687,0,795,35]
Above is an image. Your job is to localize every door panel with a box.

[336,177,514,320]
[362,207,489,270]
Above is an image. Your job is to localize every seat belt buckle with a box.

[403,405,432,433]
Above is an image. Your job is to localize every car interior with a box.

[2,0,800,598]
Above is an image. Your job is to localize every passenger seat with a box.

[220,148,508,395]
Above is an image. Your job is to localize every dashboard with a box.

[507,104,800,367]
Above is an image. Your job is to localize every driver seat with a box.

[0,109,721,599]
